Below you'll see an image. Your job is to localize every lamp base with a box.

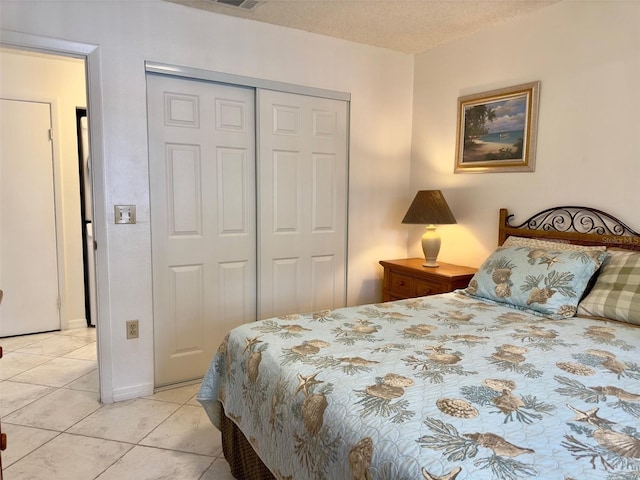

[421,225,441,268]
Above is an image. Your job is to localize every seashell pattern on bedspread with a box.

[198,291,640,480]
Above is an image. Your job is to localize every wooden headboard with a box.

[499,206,640,251]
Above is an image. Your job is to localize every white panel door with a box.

[0,98,60,336]
[147,74,256,387]
[258,90,348,319]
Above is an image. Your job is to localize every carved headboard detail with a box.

[499,206,640,251]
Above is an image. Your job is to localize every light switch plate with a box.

[114,205,136,224]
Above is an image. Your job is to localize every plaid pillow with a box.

[578,249,640,325]
[503,236,606,252]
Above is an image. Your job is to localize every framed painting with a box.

[455,81,540,173]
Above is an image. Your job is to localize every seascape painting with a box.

[455,82,540,173]
[462,97,526,162]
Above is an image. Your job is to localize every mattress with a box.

[198,291,640,479]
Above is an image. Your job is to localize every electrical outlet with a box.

[126,320,139,339]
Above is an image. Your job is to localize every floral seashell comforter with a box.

[198,292,640,480]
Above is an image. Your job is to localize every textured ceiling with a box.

[166,0,560,54]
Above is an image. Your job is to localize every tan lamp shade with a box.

[402,190,456,267]
[401,190,456,225]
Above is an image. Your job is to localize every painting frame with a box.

[455,81,540,173]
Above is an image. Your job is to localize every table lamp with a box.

[402,190,457,267]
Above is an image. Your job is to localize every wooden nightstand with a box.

[379,259,477,301]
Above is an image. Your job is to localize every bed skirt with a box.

[220,408,276,480]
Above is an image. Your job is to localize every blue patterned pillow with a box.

[466,246,607,318]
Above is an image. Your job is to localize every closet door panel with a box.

[312,153,337,231]
[170,265,204,354]
[218,260,252,333]
[311,255,337,309]
[166,144,202,236]
[270,257,301,316]
[258,90,348,319]
[148,74,256,387]
[272,150,301,233]
[218,147,250,235]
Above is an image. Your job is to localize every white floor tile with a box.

[3,387,101,431]
[0,380,56,417]
[139,404,221,456]
[1,330,236,480]
[66,368,100,393]
[0,351,54,380]
[0,423,60,468]
[3,432,132,480]
[200,457,237,480]
[15,333,93,356]
[63,342,98,361]
[57,327,97,341]
[96,445,214,480]
[144,383,200,404]
[68,398,180,443]
[0,332,55,352]
[10,356,96,387]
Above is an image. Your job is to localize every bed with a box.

[198,206,640,480]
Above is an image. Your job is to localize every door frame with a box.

[145,62,351,102]
[0,30,113,403]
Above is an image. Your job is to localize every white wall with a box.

[411,0,640,268]
[1,1,414,401]
[0,50,87,328]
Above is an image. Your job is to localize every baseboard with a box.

[112,383,155,402]
[65,318,88,330]
[154,378,202,393]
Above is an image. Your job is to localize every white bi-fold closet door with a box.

[147,73,348,387]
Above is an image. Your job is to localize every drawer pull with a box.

[397,280,405,286]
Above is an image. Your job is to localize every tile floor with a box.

[0,328,236,479]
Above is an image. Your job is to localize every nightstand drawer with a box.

[380,259,477,302]
[388,271,414,297]
[415,279,444,297]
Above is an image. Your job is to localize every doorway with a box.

[0,30,111,403]
[0,48,95,336]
